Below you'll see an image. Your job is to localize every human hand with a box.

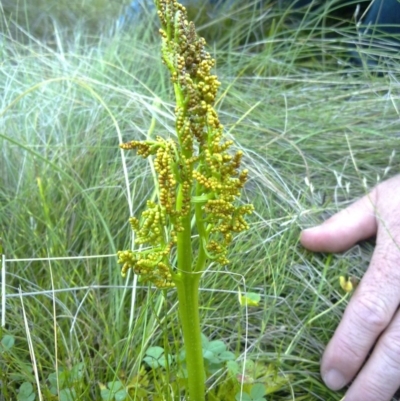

[300,174,400,401]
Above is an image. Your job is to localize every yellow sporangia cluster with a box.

[157,0,221,150]
[118,248,174,289]
[117,0,253,288]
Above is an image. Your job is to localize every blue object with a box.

[348,0,400,66]
[362,0,400,36]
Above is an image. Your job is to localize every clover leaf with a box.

[1,334,15,351]
[17,382,35,401]
[100,381,127,401]
[143,346,172,369]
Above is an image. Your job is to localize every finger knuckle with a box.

[351,294,390,333]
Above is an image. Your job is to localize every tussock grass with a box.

[1,1,400,400]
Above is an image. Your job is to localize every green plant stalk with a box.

[175,274,205,400]
[163,8,207,396]
[117,1,253,400]
[175,180,205,400]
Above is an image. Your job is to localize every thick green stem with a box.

[174,182,206,401]
[175,273,205,401]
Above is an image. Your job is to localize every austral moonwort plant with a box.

[117,1,253,399]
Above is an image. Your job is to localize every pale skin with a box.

[300,174,400,401]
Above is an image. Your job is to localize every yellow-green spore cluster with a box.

[157,0,221,150]
[117,0,253,288]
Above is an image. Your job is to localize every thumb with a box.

[300,194,378,253]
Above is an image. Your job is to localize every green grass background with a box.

[1,0,400,400]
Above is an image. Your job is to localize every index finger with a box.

[321,229,400,390]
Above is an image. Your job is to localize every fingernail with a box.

[302,226,321,234]
[323,369,347,390]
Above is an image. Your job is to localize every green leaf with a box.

[158,353,173,368]
[100,389,112,400]
[239,291,261,307]
[203,338,234,365]
[207,340,226,354]
[17,382,35,401]
[70,362,85,381]
[143,357,159,368]
[49,386,57,396]
[107,381,123,391]
[115,388,128,401]
[145,346,164,359]
[1,334,15,350]
[202,349,214,360]
[251,383,266,399]
[207,362,224,374]
[144,346,172,368]
[59,388,76,401]
[18,394,35,401]
[219,350,235,361]
[48,369,68,389]
[227,360,239,376]
[48,372,58,388]
[18,382,33,396]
